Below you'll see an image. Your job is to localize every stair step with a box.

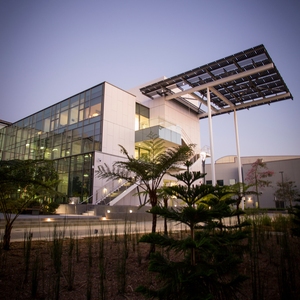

[82,210,95,216]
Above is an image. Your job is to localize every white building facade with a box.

[204,155,300,208]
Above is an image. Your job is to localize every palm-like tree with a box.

[137,163,249,299]
[96,134,194,240]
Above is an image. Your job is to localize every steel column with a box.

[234,108,244,209]
[207,87,216,185]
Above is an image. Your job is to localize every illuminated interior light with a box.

[107,210,110,213]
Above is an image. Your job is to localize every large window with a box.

[135,103,149,130]
[0,83,104,160]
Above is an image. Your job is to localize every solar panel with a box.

[140,44,293,119]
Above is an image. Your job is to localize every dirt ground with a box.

[1,231,300,300]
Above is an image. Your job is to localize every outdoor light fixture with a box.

[200,146,210,185]
[107,210,110,213]
[200,151,207,161]
[129,210,133,213]
[200,151,207,184]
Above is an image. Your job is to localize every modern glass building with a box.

[0,45,293,207]
[0,83,104,201]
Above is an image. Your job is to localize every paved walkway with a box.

[0,213,178,242]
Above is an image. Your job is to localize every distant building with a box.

[204,155,300,208]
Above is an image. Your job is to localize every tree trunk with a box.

[149,211,157,254]
[190,224,195,265]
[3,222,13,250]
[149,193,158,255]
[255,178,260,208]
[237,201,241,226]
[164,198,168,236]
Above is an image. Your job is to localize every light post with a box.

[200,151,207,184]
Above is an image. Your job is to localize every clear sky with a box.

[1,0,299,161]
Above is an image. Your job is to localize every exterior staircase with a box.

[95,181,135,205]
[82,209,95,216]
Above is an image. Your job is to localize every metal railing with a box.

[95,179,133,205]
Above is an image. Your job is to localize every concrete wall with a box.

[102,82,136,156]
[56,204,153,221]
[242,157,300,208]
[205,156,300,208]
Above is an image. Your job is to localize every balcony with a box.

[135,118,181,146]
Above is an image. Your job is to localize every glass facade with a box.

[135,103,150,158]
[0,83,104,203]
[0,84,103,161]
[135,103,149,130]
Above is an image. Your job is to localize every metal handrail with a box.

[95,179,131,205]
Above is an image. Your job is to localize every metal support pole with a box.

[202,159,206,184]
[234,109,244,209]
[207,87,216,185]
[280,171,284,208]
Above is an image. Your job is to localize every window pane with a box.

[60,110,68,126]
[44,118,50,132]
[70,95,79,107]
[69,106,79,124]
[90,102,101,118]
[60,99,69,111]
[91,85,103,99]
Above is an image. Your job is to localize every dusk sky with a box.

[1,0,299,161]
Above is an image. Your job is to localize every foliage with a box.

[274,178,299,208]
[137,161,249,299]
[29,198,60,214]
[245,159,274,208]
[227,182,256,225]
[0,159,61,250]
[156,185,171,236]
[290,199,300,236]
[96,133,194,239]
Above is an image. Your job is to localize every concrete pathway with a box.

[0,213,184,242]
